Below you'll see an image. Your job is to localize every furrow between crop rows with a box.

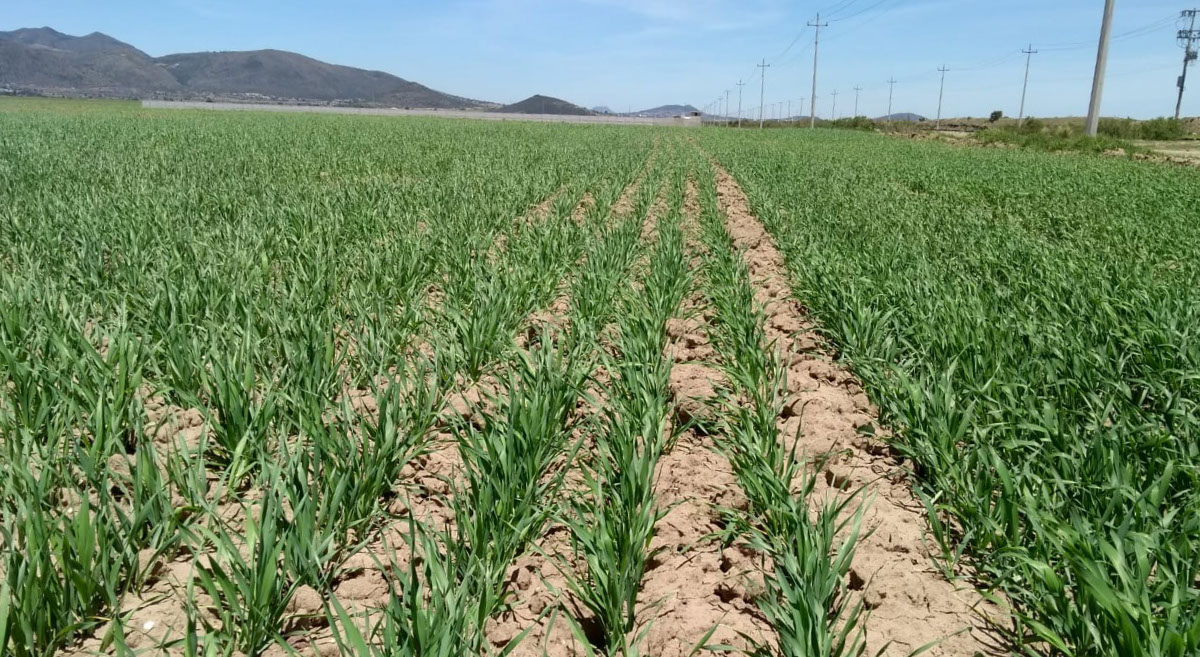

[693,152,998,657]
[489,157,675,657]
[633,170,779,657]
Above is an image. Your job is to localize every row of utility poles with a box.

[704,2,1196,136]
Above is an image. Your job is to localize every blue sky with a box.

[4,0,1194,119]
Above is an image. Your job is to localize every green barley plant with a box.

[201,337,279,483]
[326,519,479,657]
[73,329,148,454]
[561,176,691,656]
[699,127,1200,655]
[0,470,138,657]
[279,366,440,588]
[447,334,587,637]
[123,437,185,563]
[158,324,208,406]
[188,488,299,657]
[694,162,869,657]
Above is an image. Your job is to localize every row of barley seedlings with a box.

[437,159,630,383]
[317,156,653,655]
[698,129,1200,656]
[324,335,588,655]
[563,159,668,355]
[558,166,691,656]
[0,302,173,657]
[691,165,869,657]
[0,142,561,657]
[460,161,668,653]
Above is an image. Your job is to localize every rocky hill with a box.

[0,27,489,108]
[494,95,594,116]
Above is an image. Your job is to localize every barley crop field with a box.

[1,98,1199,657]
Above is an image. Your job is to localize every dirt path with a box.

[705,158,1001,656]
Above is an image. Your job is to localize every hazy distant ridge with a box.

[0,26,490,108]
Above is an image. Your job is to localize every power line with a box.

[1041,14,1176,51]
[770,26,812,63]
[830,0,899,23]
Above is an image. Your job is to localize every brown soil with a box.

[486,169,668,657]
[707,160,1003,656]
[639,179,774,656]
[54,143,1003,657]
[56,183,604,657]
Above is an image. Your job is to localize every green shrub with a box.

[1098,118,1137,139]
[1096,117,1184,141]
[1137,117,1186,140]
[828,116,876,131]
[976,125,1136,155]
[1018,117,1045,135]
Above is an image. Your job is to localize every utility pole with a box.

[809,13,828,128]
[1176,9,1199,120]
[1085,0,1116,136]
[853,86,863,117]
[1019,44,1038,124]
[724,89,731,126]
[758,59,770,129]
[886,77,897,124]
[787,99,792,123]
[831,89,839,120]
[935,66,950,129]
[800,97,806,122]
[736,80,746,127]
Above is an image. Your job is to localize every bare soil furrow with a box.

[630,176,774,657]
[706,159,1001,657]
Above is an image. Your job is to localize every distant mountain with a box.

[877,112,926,122]
[495,95,594,116]
[156,50,484,107]
[591,105,614,114]
[0,27,180,94]
[0,27,490,108]
[636,104,700,117]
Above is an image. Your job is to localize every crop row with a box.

[700,127,1200,656]
[0,109,656,656]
